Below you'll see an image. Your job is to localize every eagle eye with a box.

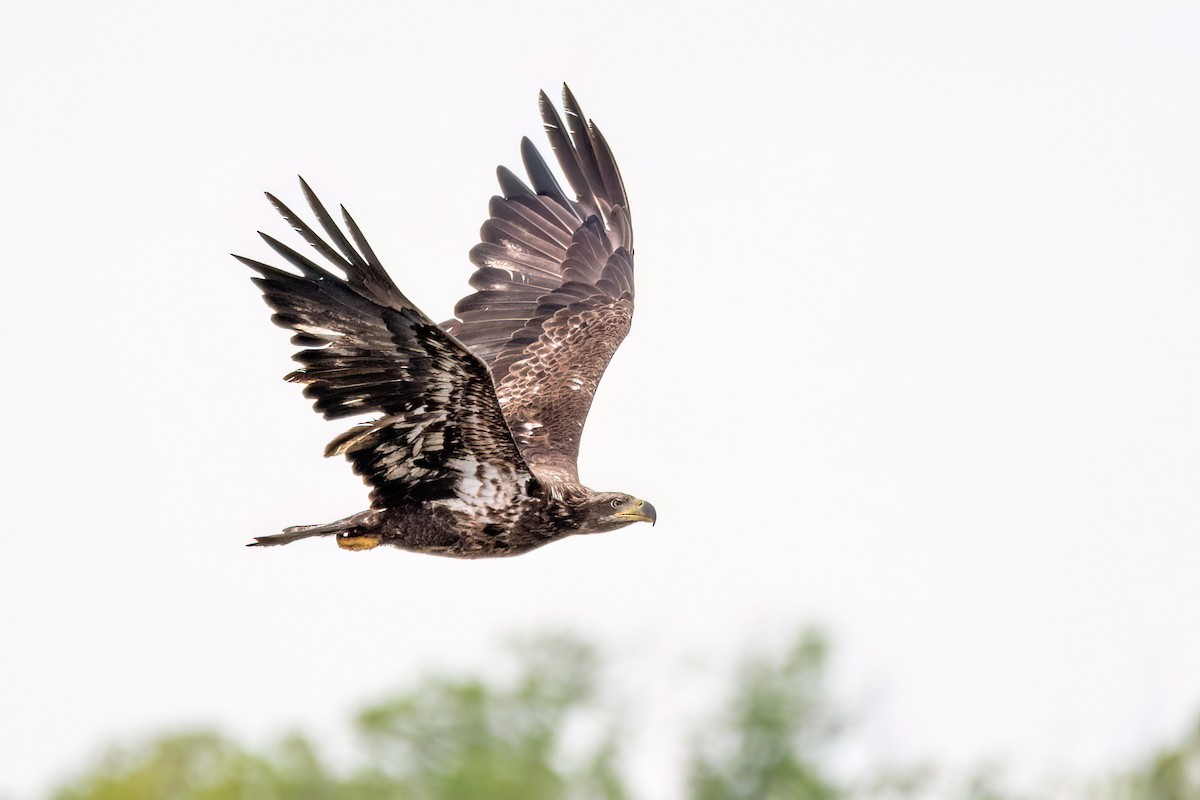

[609,498,622,509]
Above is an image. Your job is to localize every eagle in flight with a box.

[235,87,655,558]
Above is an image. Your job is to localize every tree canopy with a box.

[43,631,1200,800]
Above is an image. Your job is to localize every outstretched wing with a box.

[236,179,534,514]
[442,86,635,484]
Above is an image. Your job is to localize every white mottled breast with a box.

[431,458,529,524]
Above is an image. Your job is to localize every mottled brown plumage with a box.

[236,87,655,558]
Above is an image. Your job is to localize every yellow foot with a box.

[336,533,382,551]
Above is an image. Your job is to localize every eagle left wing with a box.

[442,87,635,485]
[236,180,534,514]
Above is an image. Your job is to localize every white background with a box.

[2,1,1198,797]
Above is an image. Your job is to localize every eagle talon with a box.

[336,532,382,551]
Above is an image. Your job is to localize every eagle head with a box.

[580,491,657,533]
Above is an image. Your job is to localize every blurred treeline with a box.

[42,632,1200,800]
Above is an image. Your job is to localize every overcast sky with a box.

[2,0,1198,797]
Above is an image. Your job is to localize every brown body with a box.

[260,484,655,558]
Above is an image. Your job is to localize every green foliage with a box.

[353,634,625,800]
[50,732,338,800]
[50,635,625,800]
[41,631,1200,800]
[1087,720,1200,800]
[688,632,842,800]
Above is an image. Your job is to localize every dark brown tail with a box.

[247,511,375,547]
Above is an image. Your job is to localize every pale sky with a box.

[3,0,1199,797]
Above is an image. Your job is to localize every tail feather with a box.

[247,511,375,547]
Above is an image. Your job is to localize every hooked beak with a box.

[616,499,657,526]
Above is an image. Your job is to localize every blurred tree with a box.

[49,732,340,800]
[687,631,844,800]
[353,633,627,800]
[48,635,626,800]
[42,630,1200,800]
[1088,719,1200,800]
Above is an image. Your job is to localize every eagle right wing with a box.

[442,87,635,485]
[236,180,534,514]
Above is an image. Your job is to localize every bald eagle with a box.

[236,87,655,558]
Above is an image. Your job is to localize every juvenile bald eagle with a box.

[236,87,655,558]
